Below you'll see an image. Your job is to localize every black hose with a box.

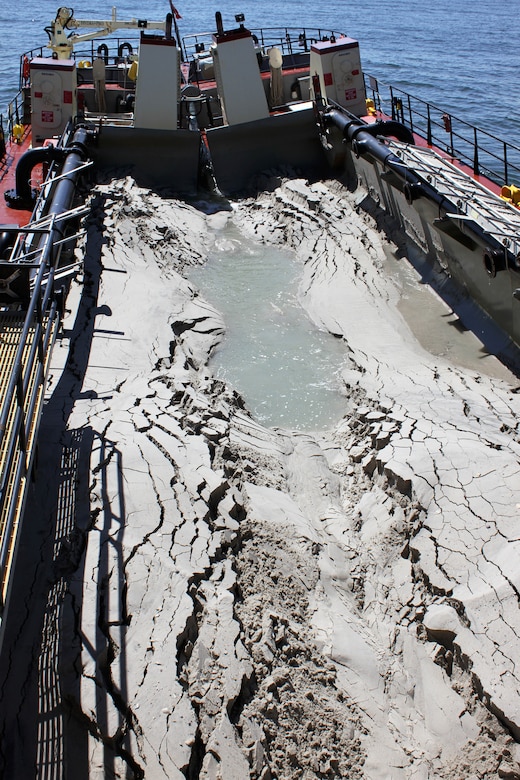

[325,109,423,192]
[46,128,90,238]
[0,231,13,260]
[118,42,133,58]
[5,146,66,208]
[325,107,510,261]
[5,126,91,265]
[31,126,92,268]
[350,119,415,145]
[97,43,109,64]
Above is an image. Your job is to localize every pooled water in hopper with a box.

[189,226,347,430]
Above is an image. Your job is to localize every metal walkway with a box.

[0,219,63,623]
[388,140,520,259]
[0,310,57,608]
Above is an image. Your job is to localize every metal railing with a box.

[182,25,340,62]
[0,119,85,619]
[0,89,29,181]
[0,113,91,634]
[9,40,139,94]
[5,26,336,102]
[365,74,520,189]
[0,218,62,617]
[8,29,519,192]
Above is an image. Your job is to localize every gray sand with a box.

[1,176,519,779]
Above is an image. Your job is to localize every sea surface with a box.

[1,0,519,153]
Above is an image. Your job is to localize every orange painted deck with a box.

[0,125,35,228]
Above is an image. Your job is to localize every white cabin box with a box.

[30,58,77,145]
[134,36,180,130]
[310,38,366,116]
[211,29,269,126]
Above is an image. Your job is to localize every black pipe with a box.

[165,12,173,40]
[5,126,93,276]
[0,231,13,260]
[5,127,90,215]
[118,41,133,58]
[326,109,446,207]
[39,126,91,265]
[46,127,89,221]
[350,119,415,145]
[324,108,510,260]
[97,43,109,64]
[5,146,66,209]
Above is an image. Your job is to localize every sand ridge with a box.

[0,176,519,779]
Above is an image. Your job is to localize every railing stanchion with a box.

[15,371,27,465]
[364,72,520,187]
[473,127,479,175]
[407,95,413,134]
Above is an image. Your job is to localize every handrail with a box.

[6,30,520,191]
[0,124,90,621]
[365,74,520,188]
[6,27,339,103]
[3,28,341,104]
[0,90,27,174]
[0,222,60,614]
[182,25,341,60]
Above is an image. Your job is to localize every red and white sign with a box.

[344,88,357,101]
[41,110,54,123]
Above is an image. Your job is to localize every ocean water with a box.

[1,0,519,149]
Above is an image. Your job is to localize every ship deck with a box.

[0,55,519,635]
[0,309,57,611]
[0,131,61,628]
[0,124,35,228]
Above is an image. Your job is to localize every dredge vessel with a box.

[0,5,519,637]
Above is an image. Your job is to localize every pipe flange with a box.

[483,248,505,278]
[4,188,37,210]
[403,181,423,204]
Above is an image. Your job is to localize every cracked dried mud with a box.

[1,175,520,779]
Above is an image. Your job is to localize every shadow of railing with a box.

[36,426,94,780]
[0,193,134,779]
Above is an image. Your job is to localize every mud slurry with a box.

[1,175,520,780]
[234,521,366,779]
